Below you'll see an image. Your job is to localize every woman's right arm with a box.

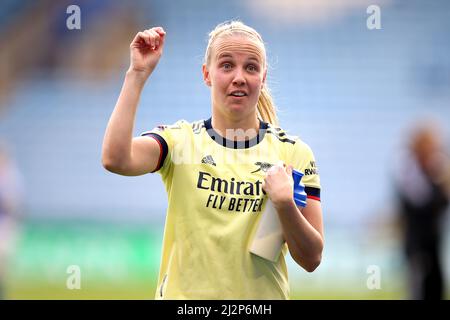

[102,27,166,176]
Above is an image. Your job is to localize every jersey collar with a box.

[203,117,269,149]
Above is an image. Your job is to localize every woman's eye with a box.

[247,65,258,72]
[222,63,232,70]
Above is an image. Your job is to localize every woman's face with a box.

[203,35,266,120]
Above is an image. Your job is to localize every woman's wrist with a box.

[125,68,150,88]
[273,197,297,212]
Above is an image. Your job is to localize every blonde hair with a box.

[204,21,278,126]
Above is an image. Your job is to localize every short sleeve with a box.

[289,140,321,201]
[140,121,181,175]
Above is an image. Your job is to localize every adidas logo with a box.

[201,155,216,166]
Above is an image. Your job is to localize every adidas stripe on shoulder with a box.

[191,120,205,134]
[266,124,297,144]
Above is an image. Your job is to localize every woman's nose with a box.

[232,69,246,86]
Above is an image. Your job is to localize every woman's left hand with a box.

[262,162,295,208]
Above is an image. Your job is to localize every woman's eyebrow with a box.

[217,52,233,60]
[247,56,261,63]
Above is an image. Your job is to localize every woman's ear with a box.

[202,64,211,87]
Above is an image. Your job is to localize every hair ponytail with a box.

[257,85,278,126]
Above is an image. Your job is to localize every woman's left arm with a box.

[275,198,323,272]
[263,165,324,272]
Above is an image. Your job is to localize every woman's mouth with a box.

[228,90,248,98]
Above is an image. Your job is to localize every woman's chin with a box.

[226,102,251,113]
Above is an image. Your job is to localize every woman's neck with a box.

[211,111,260,142]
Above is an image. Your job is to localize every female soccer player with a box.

[102,21,324,299]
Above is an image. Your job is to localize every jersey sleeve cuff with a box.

[140,132,168,172]
[305,187,321,201]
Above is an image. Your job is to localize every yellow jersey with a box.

[141,117,321,299]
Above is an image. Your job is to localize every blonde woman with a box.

[102,21,324,299]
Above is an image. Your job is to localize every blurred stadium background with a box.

[0,0,449,299]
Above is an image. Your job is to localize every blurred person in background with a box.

[0,141,23,299]
[394,122,450,300]
[102,21,323,299]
